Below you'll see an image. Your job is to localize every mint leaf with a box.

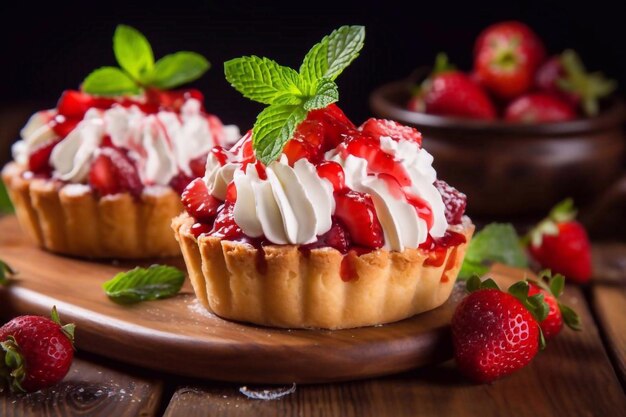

[299,25,365,87]
[103,265,185,303]
[459,223,528,279]
[113,24,155,81]
[303,78,338,110]
[224,56,303,105]
[151,52,210,89]
[253,105,308,165]
[0,259,16,286]
[0,179,14,214]
[82,67,141,96]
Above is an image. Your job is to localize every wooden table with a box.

[1,244,625,417]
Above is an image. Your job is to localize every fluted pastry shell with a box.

[2,162,182,259]
[172,211,474,329]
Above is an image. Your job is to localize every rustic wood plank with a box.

[0,356,163,417]
[163,284,626,417]
[0,215,470,383]
[590,243,626,384]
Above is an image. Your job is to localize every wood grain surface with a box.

[1,215,473,383]
[0,357,162,417]
[163,284,625,417]
[591,243,626,384]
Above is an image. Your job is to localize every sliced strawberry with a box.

[283,119,325,164]
[360,118,422,146]
[308,104,356,150]
[118,97,160,114]
[58,90,116,118]
[225,182,237,203]
[28,139,61,176]
[316,161,346,191]
[334,190,384,249]
[181,178,221,222]
[169,172,194,195]
[145,88,205,112]
[88,147,143,197]
[302,221,350,253]
[209,202,243,240]
[48,115,79,138]
[190,154,208,178]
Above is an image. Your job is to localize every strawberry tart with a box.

[2,25,239,259]
[172,26,474,329]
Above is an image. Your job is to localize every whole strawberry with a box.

[528,271,582,339]
[0,307,75,392]
[528,199,592,283]
[505,93,576,123]
[452,276,548,383]
[408,53,496,120]
[535,50,616,116]
[474,21,545,99]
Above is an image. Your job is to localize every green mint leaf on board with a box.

[224,56,304,105]
[253,105,308,165]
[225,25,364,164]
[151,52,210,89]
[0,180,14,214]
[303,78,339,110]
[0,259,17,286]
[299,25,365,87]
[459,223,528,279]
[82,24,210,96]
[113,24,155,81]
[103,265,185,303]
[82,67,141,96]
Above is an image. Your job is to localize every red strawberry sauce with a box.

[185,105,467,281]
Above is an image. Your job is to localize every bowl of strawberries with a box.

[370,21,625,219]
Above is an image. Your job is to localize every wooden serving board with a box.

[0,216,520,384]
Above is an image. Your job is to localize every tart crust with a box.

[172,211,475,329]
[2,162,182,259]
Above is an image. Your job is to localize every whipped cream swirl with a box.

[327,136,448,251]
[13,99,240,186]
[204,132,448,251]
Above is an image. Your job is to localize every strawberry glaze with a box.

[185,104,468,278]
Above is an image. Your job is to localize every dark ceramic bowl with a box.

[369,80,626,219]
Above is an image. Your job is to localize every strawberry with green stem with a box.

[0,307,75,392]
[535,50,616,116]
[473,21,546,100]
[408,53,496,120]
[527,270,582,339]
[452,275,549,383]
[527,199,592,283]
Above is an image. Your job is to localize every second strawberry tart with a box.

[2,25,239,259]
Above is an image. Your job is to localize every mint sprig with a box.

[224,25,365,165]
[82,24,210,96]
[459,223,528,279]
[103,265,185,303]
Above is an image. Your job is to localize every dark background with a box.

[0,0,624,132]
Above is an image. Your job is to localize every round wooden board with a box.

[0,216,521,384]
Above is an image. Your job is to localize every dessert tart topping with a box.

[183,26,468,256]
[11,25,239,198]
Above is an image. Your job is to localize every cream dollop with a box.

[15,99,240,186]
[230,156,334,245]
[326,136,448,251]
[12,110,58,166]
